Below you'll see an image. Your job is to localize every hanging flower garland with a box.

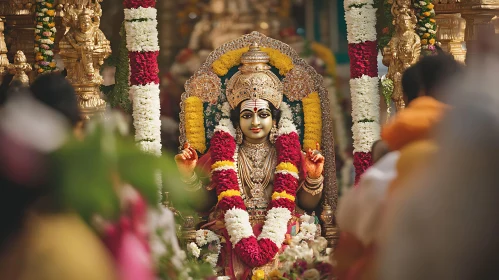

[210,102,301,268]
[34,0,56,74]
[302,92,322,151]
[187,230,222,268]
[124,0,162,156]
[344,0,381,185]
[184,96,206,153]
[211,47,294,77]
[414,0,437,55]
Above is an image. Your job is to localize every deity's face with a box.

[399,15,414,31]
[239,99,273,144]
[79,15,92,33]
[14,52,26,64]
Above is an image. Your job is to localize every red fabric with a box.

[128,51,160,86]
[348,41,378,79]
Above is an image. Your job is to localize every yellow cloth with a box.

[0,212,117,280]
[382,96,448,151]
[388,140,438,196]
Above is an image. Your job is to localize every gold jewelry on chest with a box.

[238,140,276,199]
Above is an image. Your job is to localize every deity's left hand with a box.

[304,142,325,179]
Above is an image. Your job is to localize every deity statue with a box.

[383,8,421,110]
[59,4,111,119]
[7,50,31,85]
[175,32,337,279]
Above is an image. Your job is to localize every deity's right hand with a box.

[174,143,198,177]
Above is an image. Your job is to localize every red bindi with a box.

[254,107,257,112]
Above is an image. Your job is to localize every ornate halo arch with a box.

[179,31,338,211]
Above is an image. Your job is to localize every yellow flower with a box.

[184,96,206,153]
[49,37,55,42]
[423,11,431,16]
[421,39,428,45]
[35,35,41,41]
[262,47,294,75]
[49,62,56,68]
[429,38,436,45]
[430,18,436,23]
[311,41,337,77]
[272,191,295,202]
[427,3,434,9]
[276,162,299,174]
[252,270,265,280]
[269,270,283,280]
[423,33,430,38]
[36,55,44,61]
[46,9,55,16]
[302,92,322,150]
[46,3,53,8]
[38,68,44,73]
[218,190,241,201]
[48,22,55,27]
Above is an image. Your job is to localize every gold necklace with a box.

[238,140,276,202]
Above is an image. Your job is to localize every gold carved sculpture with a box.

[383,1,421,111]
[435,13,467,63]
[8,50,31,85]
[0,17,8,81]
[59,2,110,120]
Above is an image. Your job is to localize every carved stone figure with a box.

[59,3,110,119]
[383,8,421,110]
[7,50,31,85]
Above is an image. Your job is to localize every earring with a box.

[236,126,243,145]
[269,124,278,144]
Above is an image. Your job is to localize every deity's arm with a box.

[296,153,324,211]
[181,151,218,213]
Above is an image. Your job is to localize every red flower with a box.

[276,132,302,166]
[123,0,156,9]
[129,51,160,86]
[212,169,239,195]
[316,262,333,275]
[382,27,389,35]
[348,41,378,79]
[218,196,245,211]
[269,199,295,212]
[273,173,299,194]
[234,237,279,267]
[210,131,236,162]
[292,260,308,274]
[354,152,372,185]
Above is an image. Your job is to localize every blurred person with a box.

[334,53,461,280]
[379,49,499,280]
[0,82,116,279]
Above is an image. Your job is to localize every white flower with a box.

[221,102,231,117]
[419,0,426,5]
[125,19,160,52]
[352,122,380,153]
[425,23,432,29]
[214,118,236,138]
[34,47,40,52]
[217,277,231,280]
[420,27,427,31]
[259,207,292,247]
[43,17,49,22]
[124,7,157,21]
[224,208,254,246]
[350,75,380,123]
[428,29,436,34]
[195,230,208,246]
[345,6,377,43]
[344,0,374,9]
[205,254,218,267]
[187,242,201,258]
[35,29,41,33]
[41,8,48,12]
[45,50,54,56]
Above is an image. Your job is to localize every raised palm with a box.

[174,143,198,177]
[304,143,325,179]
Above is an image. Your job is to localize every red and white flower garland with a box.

[124,0,161,156]
[344,0,380,184]
[210,102,301,268]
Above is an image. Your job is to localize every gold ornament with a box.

[8,50,31,85]
[282,65,315,101]
[382,4,421,111]
[226,42,283,109]
[185,70,222,104]
[59,3,111,120]
[236,126,243,144]
[269,123,277,144]
[0,17,9,81]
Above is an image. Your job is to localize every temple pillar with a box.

[435,13,467,63]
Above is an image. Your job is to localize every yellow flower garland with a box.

[271,191,295,202]
[302,92,322,150]
[276,162,299,174]
[310,42,337,78]
[211,47,294,76]
[218,189,241,201]
[184,96,206,153]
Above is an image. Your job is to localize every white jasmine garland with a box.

[344,0,374,7]
[125,19,160,52]
[224,208,254,246]
[187,242,201,258]
[221,102,231,117]
[137,141,162,157]
[350,76,380,122]
[124,7,157,21]
[344,6,377,44]
[214,118,236,137]
[352,122,380,153]
[275,169,299,180]
[258,207,292,247]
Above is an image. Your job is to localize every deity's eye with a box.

[258,112,270,118]
[240,112,253,119]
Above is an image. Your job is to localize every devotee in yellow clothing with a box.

[0,212,117,280]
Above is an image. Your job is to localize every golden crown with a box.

[226,42,283,109]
